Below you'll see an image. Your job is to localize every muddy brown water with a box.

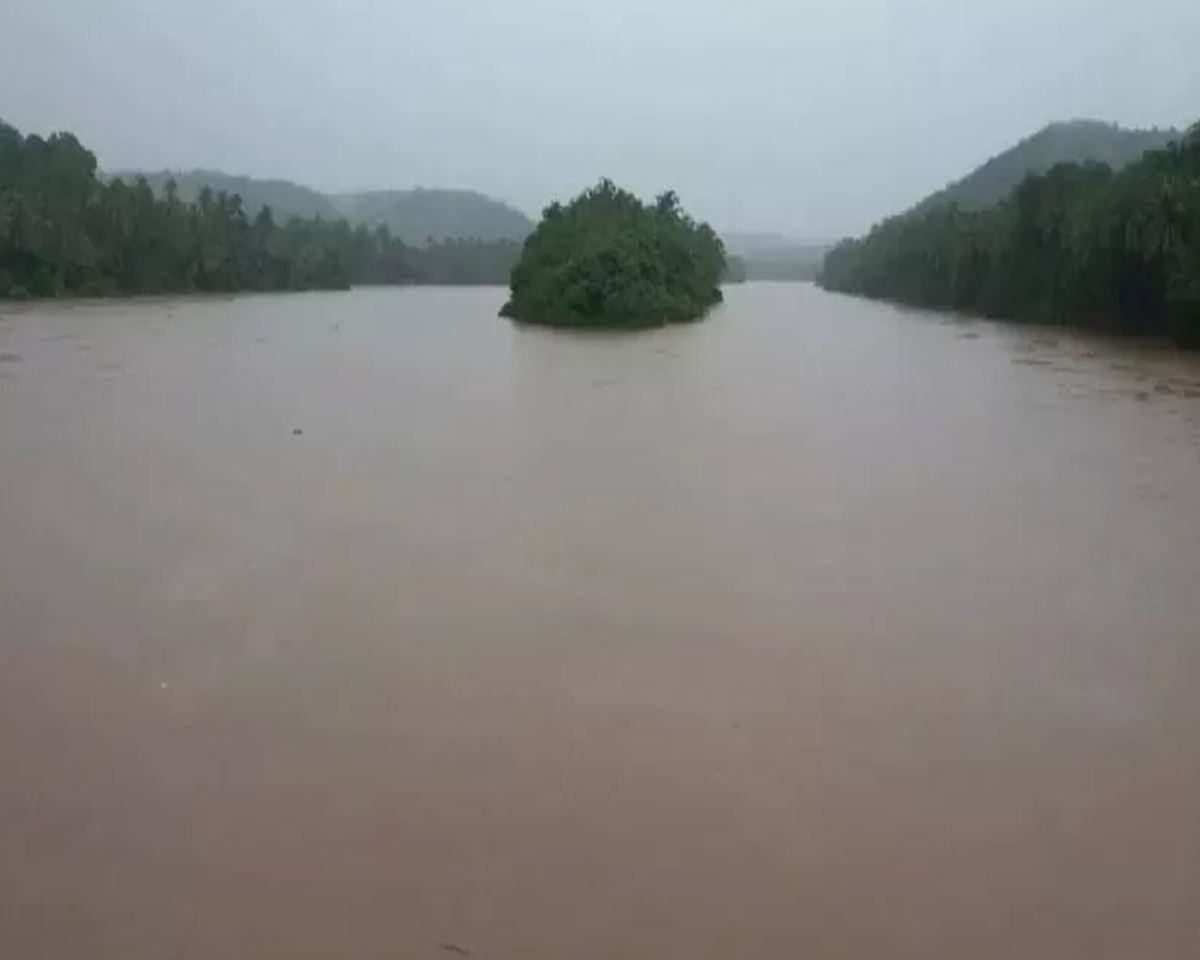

[1,284,1199,959]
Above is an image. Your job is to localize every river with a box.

[1,283,1198,959]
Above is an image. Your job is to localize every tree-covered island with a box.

[500,180,726,328]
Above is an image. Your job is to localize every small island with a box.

[500,180,727,328]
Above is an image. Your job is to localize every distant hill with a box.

[330,189,533,244]
[915,120,1178,213]
[112,169,342,221]
[722,232,831,281]
[111,171,534,244]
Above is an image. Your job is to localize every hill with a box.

[2,123,418,297]
[1,118,526,298]
[111,169,342,221]
[330,189,533,244]
[819,121,1200,346]
[112,172,534,244]
[915,120,1178,213]
[722,232,831,281]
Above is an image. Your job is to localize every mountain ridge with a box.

[912,119,1178,214]
[329,187,534,245]
[110,169,535,245]
[108,169,342,221]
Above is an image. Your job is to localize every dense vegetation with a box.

[403,238,520,285]
[501,180,726,328]
[709,122,1169,288]
[820,122,1200,347]
[0,120,519,297]
[119,172,533,245]
[115,169,342,221]
[914,120,1177,214]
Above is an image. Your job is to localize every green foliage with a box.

[501,180,726,328]
[914,120,1177,214]
[115,175,534,247]
[111,169,343,221]
[405,237,522,285]
[820,123,1200,348]
[0,121,519,298]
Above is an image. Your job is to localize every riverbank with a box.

[819,126,1200,348]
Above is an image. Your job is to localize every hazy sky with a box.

[1,0,1198,237]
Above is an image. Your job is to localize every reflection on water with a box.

[2,284,1199,959]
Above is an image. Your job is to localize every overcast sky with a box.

[1,0,1198,238]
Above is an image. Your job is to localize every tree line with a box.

[0,120,519,298]
[501,179,726,327]
[819,123,1200,347]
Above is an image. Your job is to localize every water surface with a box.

[2,284,1198,959]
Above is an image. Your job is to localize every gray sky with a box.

[1,0,1198,238]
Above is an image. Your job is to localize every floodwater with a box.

[1,284,1199,960]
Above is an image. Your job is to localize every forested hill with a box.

[819,121,1200,347]
[330,189,534,244]
[914,120,1177,213]
[110,170,342,221]
[114,171,534,245]
[1,119,522,298]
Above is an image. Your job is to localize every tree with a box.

[0,119,523,299]
[501,180,726,328]
[819,121,1200,347]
